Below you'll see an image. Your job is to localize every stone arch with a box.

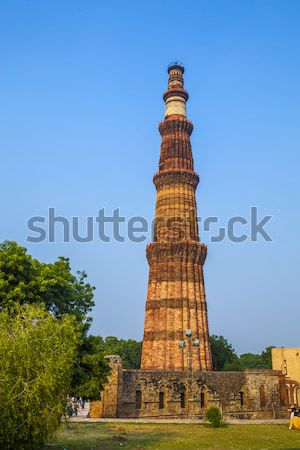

[260,385,267,408]
[135,384,142,410]
[200,385,208,409]
[279,383,288,407]
[159,391,165,409]
[239,391,244,407]
[180,385,186,409]
[297,387,300,407]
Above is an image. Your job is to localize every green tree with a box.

[223,358,243,371]
[239,352,263,369]
[210,335,238,371]
[100,336,142,369]
[210,335,274,371]
[71,335,110,400]
[0,241,95,327]
[0,303,79,450]
[237,346,274,370]
[0,241,110,401]
[260,346,274,369]
[223,346,275,371]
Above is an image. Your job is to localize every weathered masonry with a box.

[141,62,212,372]
[94,64,294,420]
[97,356,288,419]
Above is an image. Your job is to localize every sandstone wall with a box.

[118,369,287,419]
[98,357,288,420]
[272,348,300,383]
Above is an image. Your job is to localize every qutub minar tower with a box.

[95,64,289,420]
[141,62,213,371]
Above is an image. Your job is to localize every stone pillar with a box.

[141,63,213,371]
[100,355,123,418]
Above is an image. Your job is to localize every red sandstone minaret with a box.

[141,63,213,371]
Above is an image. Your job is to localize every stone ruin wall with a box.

[97,356,288,420]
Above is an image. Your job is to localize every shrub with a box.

[206,406,223,428]
[0,303,79,450]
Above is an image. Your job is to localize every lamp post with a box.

[178,330,200,418]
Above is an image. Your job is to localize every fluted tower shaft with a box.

[141,63,213,371]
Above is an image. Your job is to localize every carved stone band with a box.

[158,116,193,136]
[153,170,199,190]
[143,330,209,341]
[143,330,184,341]
[146,298,208,311]
[146,241,207,265]
[163,88,189,103]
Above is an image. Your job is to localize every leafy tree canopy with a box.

[236,346,274,370]
[0,241,110,401]
[0,241,95,327]
[223,346,274,371]
[71,335,110,400]
[260,346,274,368]
[100,336,142,369]
[210,335,237,371]
[210,335,274,371]
[0,303,79,450]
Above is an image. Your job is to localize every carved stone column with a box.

[141,63,213,371]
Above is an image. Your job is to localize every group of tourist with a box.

[66,397,88,418]
[289,407,300,430]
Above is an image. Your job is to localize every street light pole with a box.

[178,330,200,419]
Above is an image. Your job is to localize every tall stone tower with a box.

[141,63,213,372]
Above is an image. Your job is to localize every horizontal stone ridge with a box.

[143,330,210,342]
[153,170,199,189]
[158,116,193,136]
[146,241,207,265]
[146,298,208,311]
[163,87,189,102]
[143,330,185,341]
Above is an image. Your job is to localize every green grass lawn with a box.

[48,422,300,450]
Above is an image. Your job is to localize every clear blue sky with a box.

[1,0,299,354]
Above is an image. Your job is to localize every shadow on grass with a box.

[47,422,172,450]
[43,446,68,450]
[203,422,228,429]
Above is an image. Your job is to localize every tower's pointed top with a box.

[167,61,185,74]
[164,62,188,117]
